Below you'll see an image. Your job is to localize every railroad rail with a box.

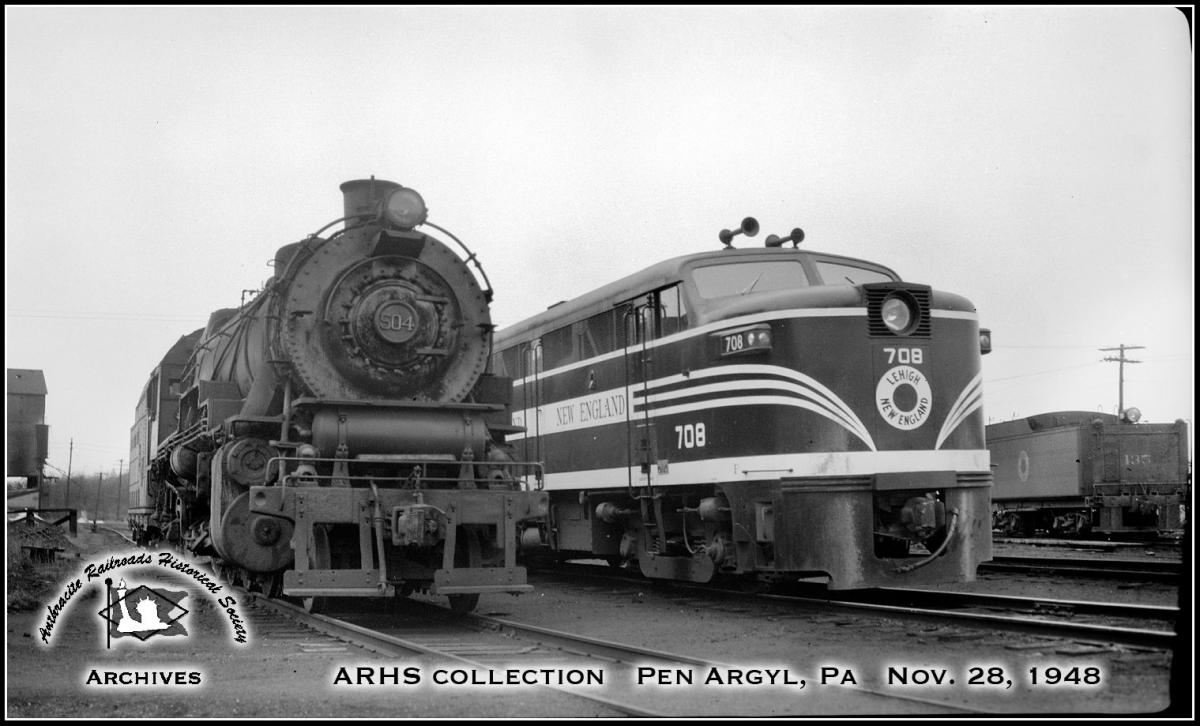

[536,563,1179,650]
[247,591,988,716]
[980,556,1183,583]
[787,588,1178,649]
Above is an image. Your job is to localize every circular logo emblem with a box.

[1017,450,1030,482]
[875,365,932,430]
[374,301,419,343]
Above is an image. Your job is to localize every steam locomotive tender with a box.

[496,220,993,589]
[988,411,1189,536]
[130,179,548,613]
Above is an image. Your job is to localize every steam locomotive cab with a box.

[138,179,547,613]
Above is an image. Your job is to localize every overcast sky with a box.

[5,6,1193,477]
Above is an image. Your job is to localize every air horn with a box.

[765,228,805,248]
[719,217,759,248]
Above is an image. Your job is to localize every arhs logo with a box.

[98,578,189,645]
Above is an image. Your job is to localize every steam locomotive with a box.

[494,219,994,589]
[988,410,1189,536]
[129,179,548,613]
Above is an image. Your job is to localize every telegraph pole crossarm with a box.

[1099,344,1144,416]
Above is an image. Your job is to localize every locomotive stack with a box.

[129,178,548,613]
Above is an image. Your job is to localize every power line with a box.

[8,311,207,322]
[985,361,1099,384]
[994,344,1106,350]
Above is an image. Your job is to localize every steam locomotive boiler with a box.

[132,178,548,613]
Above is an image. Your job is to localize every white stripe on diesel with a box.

[642,364,865,440]
[939,375,983,449]
[935,372,984,450]
[511,307,980,388]
[512,308,864,387]
[507,387,633,441]
[531,450,992,490]
[507,370,876,449]
[636,380,868,447]
[931,310,981,320]
[646,395,877,451]
[946,374,983,431]
[639,382,875,451]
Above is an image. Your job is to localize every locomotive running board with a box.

[431,566,533,595]
[434,585,534,595]
[252,484,549,599]
[287,587,393,597]
[284,568,394,596]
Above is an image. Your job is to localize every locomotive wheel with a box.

[447,527,482,615]
[302,525,332,614]
[997,512,1023,537]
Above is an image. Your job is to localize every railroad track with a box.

[784,587,1178,649]
[536,563,1179,650]
[980,556,1183,582]
[246,591,988,716]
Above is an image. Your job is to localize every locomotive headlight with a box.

[382,187,428,229]
[881,295,914,334]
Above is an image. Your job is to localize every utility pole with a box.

[92,472,103,532]
[65,438,74,511]
[1100,344,1144,416]
[117,459,124,523]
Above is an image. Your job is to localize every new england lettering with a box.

[577,393,626,424]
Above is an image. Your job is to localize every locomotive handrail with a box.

[421,221,494,301]
[277,472,544,490]
[155,419,209,455]
[311,214,370,240]
[263,454,545,492]
[288,396,507,412]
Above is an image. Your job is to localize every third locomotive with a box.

[988,411,1189,537]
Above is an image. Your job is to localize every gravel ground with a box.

[6,527,617,719]
[6,526,1186,718]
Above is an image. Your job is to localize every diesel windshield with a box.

[691,261,808,299]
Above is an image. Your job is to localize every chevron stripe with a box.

[935,372,984,450]
[635,365,875,450]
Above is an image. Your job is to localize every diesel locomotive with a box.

[988,410,1189,536]
[129,178,548,613]
[494,220,994,589]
